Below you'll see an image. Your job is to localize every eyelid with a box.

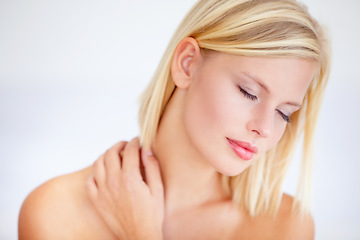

[239,83,292,123]
[239,86,257,101]
[276,109,291,123]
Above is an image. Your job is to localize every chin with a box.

[215,165,249,177]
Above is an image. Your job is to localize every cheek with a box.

[181,73,242,162]
[263,124,287,153]
[183,76,255,142]
[183,82,225,135]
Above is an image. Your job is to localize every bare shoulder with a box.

[18,166,116,240]
[271,193,315,240]
[231,193,314,240]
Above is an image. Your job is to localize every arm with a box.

[86,138,165,240]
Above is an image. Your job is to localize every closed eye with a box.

[277,110,291,123]
[239,87,257,101]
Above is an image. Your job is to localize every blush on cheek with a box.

[266,127,288,152]
[186,79,224,133]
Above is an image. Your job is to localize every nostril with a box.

[252,129,261,135]
[247,115,272,138]
[252,128,270,138]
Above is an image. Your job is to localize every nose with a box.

[246,109,273,138]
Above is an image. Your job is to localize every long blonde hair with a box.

[139,0,330,216]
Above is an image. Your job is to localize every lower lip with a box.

[227,138,254,161]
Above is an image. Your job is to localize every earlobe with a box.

[171,37,202,89]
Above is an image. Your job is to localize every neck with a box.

[151,89,229,214]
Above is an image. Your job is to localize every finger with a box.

[104,141,127,177]
[121,137,141,178]
[86,174,99,201]
[142,151,164,200]
[93,154,106,189]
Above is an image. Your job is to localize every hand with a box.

[86,138,164,240]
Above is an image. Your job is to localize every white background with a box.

[1,0,359,239]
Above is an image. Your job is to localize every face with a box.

[181,53,317,176]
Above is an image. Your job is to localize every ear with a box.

[171,37,202,89]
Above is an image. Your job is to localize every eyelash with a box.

[239,87,291,123]
[277,110,291,123]
[239,87,257,101]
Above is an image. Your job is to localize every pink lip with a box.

[226,137,258,161]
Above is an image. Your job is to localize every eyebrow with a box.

[241,72,302,108]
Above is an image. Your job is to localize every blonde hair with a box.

[139,0,330,216]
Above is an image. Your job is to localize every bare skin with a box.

[18,164,314,240]
[19,38,316,239]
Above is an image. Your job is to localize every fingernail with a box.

[145,149,153,157]
[141,149,153,163]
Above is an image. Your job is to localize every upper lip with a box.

[226,137,258,154]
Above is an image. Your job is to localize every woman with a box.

[18,0,330,239]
